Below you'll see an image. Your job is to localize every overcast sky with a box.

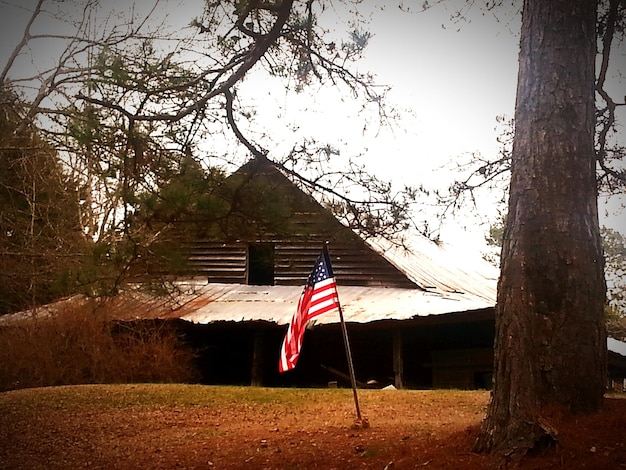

[0,0,624,249]
[232,0,523,248]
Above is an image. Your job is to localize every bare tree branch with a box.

[0,0,45,83]
[595,0,626,192]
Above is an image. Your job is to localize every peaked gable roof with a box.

[364,234,497,303]
[186,156,419,288]
[218,155,357,242]
[3,158,497,326]
[230,157,497,303]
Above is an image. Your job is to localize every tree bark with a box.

[474,0,607,459]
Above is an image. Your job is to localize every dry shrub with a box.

[0,303,198,391]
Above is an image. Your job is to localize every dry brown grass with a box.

[0,304,197,391]
[1,384,625,469]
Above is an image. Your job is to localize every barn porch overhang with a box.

[139,282,496,326]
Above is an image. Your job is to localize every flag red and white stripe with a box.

[279,248,340,373]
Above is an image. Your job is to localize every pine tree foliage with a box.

[0,88,87,314]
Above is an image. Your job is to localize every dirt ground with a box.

[0,385,625,469]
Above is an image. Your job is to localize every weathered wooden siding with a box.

[184,240,417,288]
[185,243,247,284]
[168,156,418,288]
[276,243,416,287]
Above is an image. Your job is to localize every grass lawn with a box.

[0,384,624,469]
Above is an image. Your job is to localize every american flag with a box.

[279,248,340,373]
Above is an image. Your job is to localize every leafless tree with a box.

[1,0,422,296]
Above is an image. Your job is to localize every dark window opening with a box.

[248,243,275,285]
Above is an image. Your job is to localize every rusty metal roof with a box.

[170,282,494,325]
[363,233,498,303]
[2,232,500,326]
[154,228,500,326]
[609,337,626,357]
[74,281,492,326]
[243,156,499,301]
[3,157,501,325]
[1,281,493,326]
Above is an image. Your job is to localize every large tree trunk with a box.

[474,0,607,459]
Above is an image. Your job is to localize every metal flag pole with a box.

[324,242,367,426]
[338,300,363,421]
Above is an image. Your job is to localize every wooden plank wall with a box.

[183,240,417,288]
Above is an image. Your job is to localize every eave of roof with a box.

[1,281,494,326]
[608,337,626,357]
[362,234,498,303]
[109,282,495,325]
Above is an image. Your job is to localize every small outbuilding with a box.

[113,156,500,389]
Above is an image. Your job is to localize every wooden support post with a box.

[251,330,264,387]
[393,329,404,390]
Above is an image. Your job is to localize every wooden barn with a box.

[123,155,500,389]
[5,156,626,390]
